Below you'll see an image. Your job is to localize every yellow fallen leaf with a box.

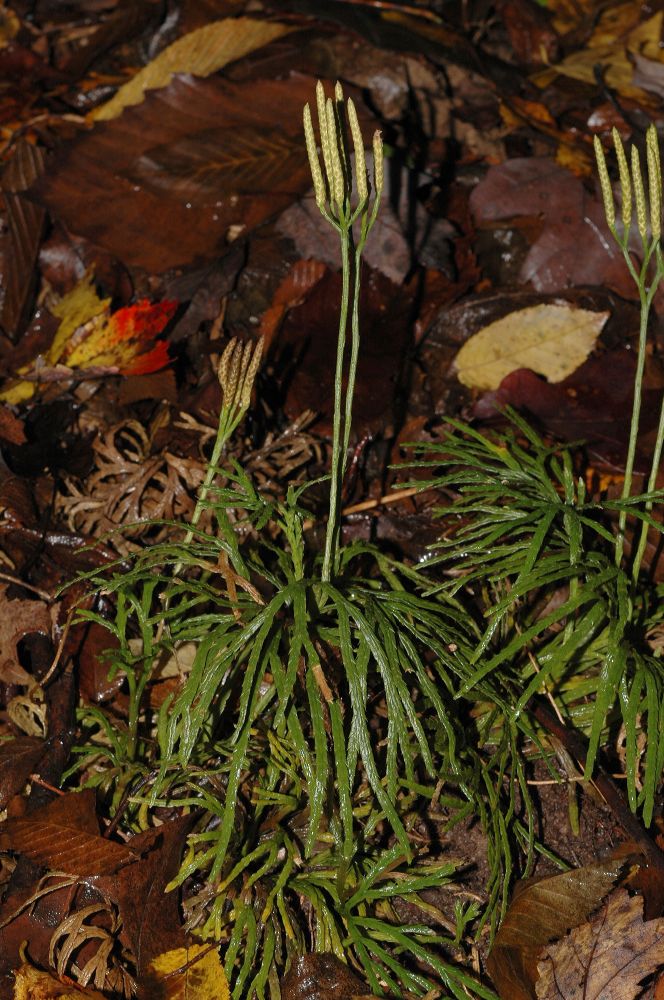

[47,271,110,366]
[453,303,608,390]
[13,963,106,999]
[92,18,294,122]
[0,6,20,47]
[0,272,175,404]
[148,943,229,1000]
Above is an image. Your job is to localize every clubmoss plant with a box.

[65,82,499,999]
[594,125,664,578]
[405,123,664,849]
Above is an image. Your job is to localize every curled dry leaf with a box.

[55,411,321,552]
[0,584,52,681]
[536,889,664,1000]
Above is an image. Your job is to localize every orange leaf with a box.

[64,298,176,374]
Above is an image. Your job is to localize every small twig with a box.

[162,942,219,979]
[329,0,443,23]
[40,606,75,688]
[0,572,52,600]
[29,773,65,795]
[342,485,422,515]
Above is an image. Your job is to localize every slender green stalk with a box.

[615,246,660,567]
[179,337,262,562]
[323,228,351,581]
[633,250,664,579]
[304,81,383,582]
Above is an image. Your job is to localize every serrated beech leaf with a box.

[0,790,137,876]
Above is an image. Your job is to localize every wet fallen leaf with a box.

[469,158,634,297]
[31,74,317,272]
[280,953,368,1000]
[453,303,608,390]
[487,860,622,1000]
[0,737,47,810]
[91,814,195,981]
[148,944,229,1000]
[91,17,294,122]
[535,889,664,999]
[472,347,664,475]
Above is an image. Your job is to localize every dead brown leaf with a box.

[535,889,664,999]
[487,860,623,1000]
[0,789,137,876]
[0,737,47,810]
[1,138,46,339]
[30,73,319,273]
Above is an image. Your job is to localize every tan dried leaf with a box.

[92,18,294,122]
[454,303,608,390]
[536,889,664,1000]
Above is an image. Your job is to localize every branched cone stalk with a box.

[594,125,664,579]
[304,80,383,581]
[183,337,263,547]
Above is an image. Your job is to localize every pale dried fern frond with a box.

[55,409,322,553]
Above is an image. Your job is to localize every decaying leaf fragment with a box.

[13,963,106,999]
[535,889,664,999]
[92,17,294,122]
[148,943,229,1000]
[454,303,608,390]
